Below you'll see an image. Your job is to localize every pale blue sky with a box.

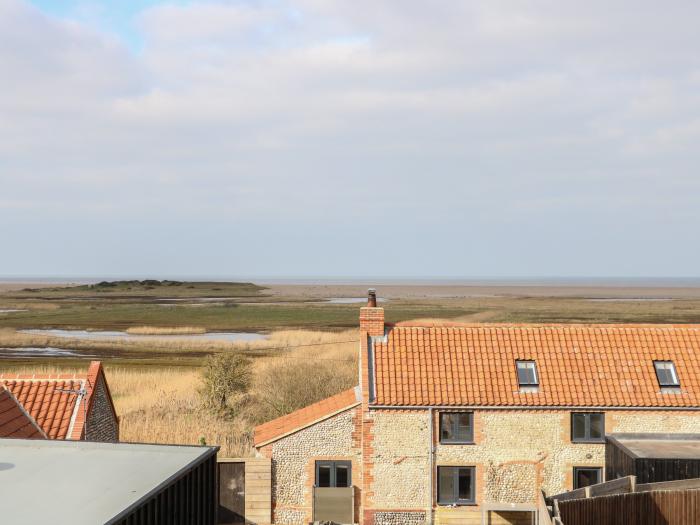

[2,1,700,278]
[28,0,190,49]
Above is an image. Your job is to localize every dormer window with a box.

[516,360,539,388]
[654,361,680,388]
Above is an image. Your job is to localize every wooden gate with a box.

[217,458,271,525]
[218,461,246,524]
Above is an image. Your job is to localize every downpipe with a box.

[428,407,435,525]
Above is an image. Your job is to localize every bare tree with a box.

[199,353,252,414]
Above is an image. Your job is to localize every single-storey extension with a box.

[0,438,219,524]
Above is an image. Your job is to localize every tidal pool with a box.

[0,347,91,358]
[19,329,266,343]
[327,297,387,304]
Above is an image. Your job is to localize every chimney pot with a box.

[367,288,377,307]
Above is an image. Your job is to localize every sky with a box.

[1,0,700,279]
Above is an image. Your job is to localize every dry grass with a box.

[109,367,254,456]
[3,329,358,458]
[125,326,207,335]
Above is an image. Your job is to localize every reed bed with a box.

[125,326,207,335]
[0,327,358,356]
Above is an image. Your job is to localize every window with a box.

[573,467,602,489]
[516,360,539,386]
[440,413,474,444]
[654,361,680,388]
[315,461,351,488]
[437,466,475,505]
[571,413,605,443]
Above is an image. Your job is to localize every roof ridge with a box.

[390,322,700,329]
[0,374,87,381]
[0,376,87,381]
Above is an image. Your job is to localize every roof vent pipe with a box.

[367,289,377,307]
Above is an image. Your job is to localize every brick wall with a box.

[85,376,118,442]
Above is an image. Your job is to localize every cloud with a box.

[2,0,700,276]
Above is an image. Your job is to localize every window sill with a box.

[518,386,539,393]
[436,502,477,507]
[439,441,476,446]
[571,440,605,444]
[660,387,682,394]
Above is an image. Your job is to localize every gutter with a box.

[368,404,700,411]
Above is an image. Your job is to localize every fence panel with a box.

[558,489,700,525]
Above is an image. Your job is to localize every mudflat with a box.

[264,282,700,300]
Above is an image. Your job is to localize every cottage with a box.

[254,291,700,525]
[0,360,118,441]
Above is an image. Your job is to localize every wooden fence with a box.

[549,476,636,503]
[557,488,700,525]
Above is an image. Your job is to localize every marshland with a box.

[3,279,700,456]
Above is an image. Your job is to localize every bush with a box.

[199,353,252,414]
[251,358,357,423]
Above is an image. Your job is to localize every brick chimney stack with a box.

[360,288,384,336]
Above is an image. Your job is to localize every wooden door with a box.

[218,462,245,524]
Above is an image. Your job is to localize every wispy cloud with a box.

[2,0,700,277]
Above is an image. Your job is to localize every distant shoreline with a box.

[2,276,700,288]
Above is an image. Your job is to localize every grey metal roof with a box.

[0,438,218,524]
[608,433,700,460]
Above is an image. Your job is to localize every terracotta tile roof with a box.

[372,323,700,408]
[1,378,84,439]
[0,388,45,439]
[254,387,360,446]
[0,361,111,440]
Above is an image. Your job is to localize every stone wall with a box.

[369,410,430,509]
[86,376,118,442]
[268,406,361,524]
[264,405,700,524]
[373,511,426,525]
[369,408,700,516]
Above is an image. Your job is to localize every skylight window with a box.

[516,360,539,387]
[654,361,680,388]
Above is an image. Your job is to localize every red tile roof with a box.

[254,387,360,446]
[372,323,700,408]
[0,361,113,440]
[0,388,45,439]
